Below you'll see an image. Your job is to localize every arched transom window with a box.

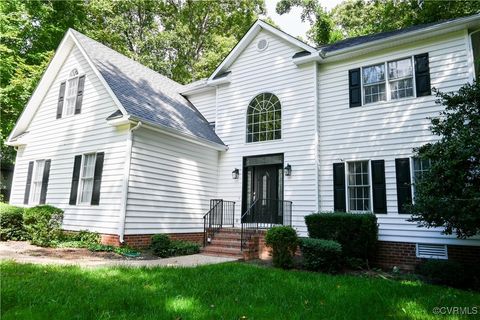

[246,93,281,143]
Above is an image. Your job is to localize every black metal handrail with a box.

[240,198,292,250]
[203,199,235,246]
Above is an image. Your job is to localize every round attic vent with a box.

[256,38,268,51]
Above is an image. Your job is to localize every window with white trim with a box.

[30,160,45,204]
[63,69,79,117]
[347,161,370,211]
[412,157,431,197]
[78,153,96,204]
[362,56,417,105]
[388,58,414,99]
[363,64,386,104]
[246,93,281,143]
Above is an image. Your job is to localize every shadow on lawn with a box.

[1,261,479,320]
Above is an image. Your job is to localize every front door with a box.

[242,154,283,224]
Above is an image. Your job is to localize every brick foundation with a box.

[121,233,204,249]
[374,241,480,271]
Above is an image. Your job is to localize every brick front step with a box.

[201,246,244,259]
[209,239,242,248]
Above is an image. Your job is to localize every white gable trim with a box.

[7,30,128,145]
[208,20,316,81]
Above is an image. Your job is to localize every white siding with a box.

[124,127,218,234]
[214,30,318,234]
[187,89,216,123]
[10,45,128,234]
[318,30,480,246]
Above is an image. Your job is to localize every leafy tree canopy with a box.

[409,83,480,238]
[277,0,480,46]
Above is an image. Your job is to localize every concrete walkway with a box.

[0,241,238,268]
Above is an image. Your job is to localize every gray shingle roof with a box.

[318,17,470,54]
[70,29,224,146]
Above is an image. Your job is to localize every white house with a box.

[7,14,480,267]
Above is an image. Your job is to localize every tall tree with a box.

[409,83,480,239]
[277,0,480,46]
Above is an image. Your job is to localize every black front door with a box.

[242,154,283,224]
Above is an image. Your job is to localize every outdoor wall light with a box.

[285,164,292,176]
[232,168,240,179]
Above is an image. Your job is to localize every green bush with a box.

[264,226,299,269]
[0,203,28,241]
[300,238,342,273]
[56,230,100,248]
[150,234,200,257]
[23,205,63,246]
[305,212,378,267]
[151,234,172,257]
[416,259,480,290]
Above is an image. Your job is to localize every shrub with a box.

[23,205,63,246]
[56,230,100,248]
[305,212,378,267]
[0,203,28,241]
[264,226,299,269]
[300,238,342,273]
[416,259,480,290]
[170,240,200,256]
[151,234,200,257]
[151,234,172,257]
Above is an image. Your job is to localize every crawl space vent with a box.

[257,39,268,51]
[416,244,448,259]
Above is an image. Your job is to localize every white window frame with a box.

[63,69,80,117]
[30,160,45,205]
[361,56,417,106]
[77,153,97,205]
[362,63,387,105]
[387,57,415,100]
[410,157,432,201]
[345,160,372,212]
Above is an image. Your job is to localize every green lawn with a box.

[1,261,479,320]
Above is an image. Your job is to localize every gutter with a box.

[118,121,142,244]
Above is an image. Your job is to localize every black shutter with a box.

[371,160,387,214]
[69,155,82,205]
[349,68,362,108]
[24,161,34,205]
[395,158,412,214]
[57,81,66,119]
[39,159,51,205]
[333,163,346,212]
[91,152,104,205]
[75,75,85,115]
[414,53,431,97]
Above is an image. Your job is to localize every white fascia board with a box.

[320,15,480,62]
[208,20,316,81]
[7,34,74,143]
[128,117,228,151]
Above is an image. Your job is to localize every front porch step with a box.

[201,245,243,259]
[209,239,242,248]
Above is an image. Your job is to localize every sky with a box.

[263,0,344,39]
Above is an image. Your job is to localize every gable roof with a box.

[8,29,224,148]
[69,30,224,146]
[208,20,316,81]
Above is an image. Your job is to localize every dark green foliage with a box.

[56,230,101,248]
[264,226,299,269]
[299,238,342,273]
[0,203,27,240]
[151,234,200,258]
[150,234,172,258]
[409,82,480,238]
[416,259,480,290]
[23,205,63,246]
[305,212,378,266]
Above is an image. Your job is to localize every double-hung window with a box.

[63,69,79,117]
[79,153,96,204]
[388,58,414,99]
[362,64,386,104]
[30,160,45,204]
[347,161,370,211]
[412,158,431,197]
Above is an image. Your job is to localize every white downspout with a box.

[118,121,142,243]
[314,62,320,212]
